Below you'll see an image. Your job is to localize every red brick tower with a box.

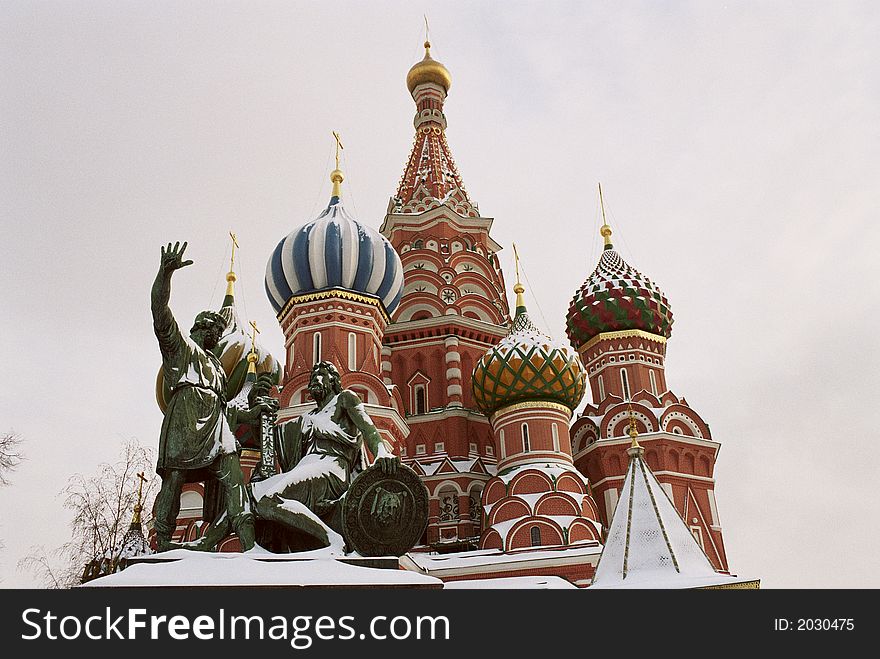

[265,158,410,456]
[566,193,729,571]
[380,42,511,549]
[472,265,602,562]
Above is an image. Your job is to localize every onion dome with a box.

[264,163,404,318]
[155,240,281,412]
[473,273,586,416]
[407,40,452,94]
[566,219,673,350]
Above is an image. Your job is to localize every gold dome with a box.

[406,41,452,94]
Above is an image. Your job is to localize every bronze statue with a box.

[151,241,273,552]
[250,361,400,551]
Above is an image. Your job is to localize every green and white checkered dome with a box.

[472,302,586,416]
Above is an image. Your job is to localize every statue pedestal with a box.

[81,549,442,589]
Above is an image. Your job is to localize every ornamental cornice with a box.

[490,400,573,424]
[277,288,390,324]
[578,329,667,353]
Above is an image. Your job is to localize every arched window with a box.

[598,375,605,400]
[530,526,542,547]
[620,368,630,400]
[552,423,560,452]
[413,239,424,249]
[348,332,357,371]
[414,385,426,415]
[649,370,658,396]
[521,423,530,452]
[312,332,322,365]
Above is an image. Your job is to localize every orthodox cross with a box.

[512,242,522,286]
[136,471,147,504]
[249,320,260,359]
[332,131,344,171]
[229,231,239,270]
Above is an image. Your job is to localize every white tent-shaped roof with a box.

[590,426,758,589]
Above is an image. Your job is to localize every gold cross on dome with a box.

[229,231,239,269]
[249,320,260,358]
[136,471,147,505]
[332,131,344,170]
[512,242,522,286]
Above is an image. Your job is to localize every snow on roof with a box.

[497,460,586,485]
[82,551,442,588]
[403,542,601,573]
[590,447,726,589]
[444,576,577,589]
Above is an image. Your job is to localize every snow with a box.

[276,500,346,550]
[497,461,585,485]
[251,453,346,500]
[403,542,601,572]
[444,576,576,589]
[83,552,443,588]
[591,452,723,589]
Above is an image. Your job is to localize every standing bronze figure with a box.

[150,241,270,552]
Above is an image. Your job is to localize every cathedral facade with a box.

[159,41,737,587]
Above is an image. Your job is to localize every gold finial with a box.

[226,232,239,298]
[627,403,641,449]
[512,242,525,309]
[247,320,260,374]
[330,131,344,199]
[598,183,613,248]
[424,15,430,51]
[132,471,148,526]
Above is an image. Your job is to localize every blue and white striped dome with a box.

[265,197,404,316]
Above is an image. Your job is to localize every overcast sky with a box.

[1,1,878,588]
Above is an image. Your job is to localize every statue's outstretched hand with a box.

[160,241,194,276]
[375,455,399,476]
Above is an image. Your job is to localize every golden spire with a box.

[512,242,525,310]
[225,231,239,299]
[598,183,613,249]
[247,320,260,376]
[131,471,147,527]
[626,403,644,460]
[330,131,344,199]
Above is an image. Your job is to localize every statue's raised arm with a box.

[151,241,194,359]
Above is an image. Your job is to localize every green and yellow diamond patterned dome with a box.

[473,281,586,416]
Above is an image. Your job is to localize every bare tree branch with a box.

[18,438,157,588]
[0,431,24,486]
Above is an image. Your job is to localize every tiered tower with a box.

[472,263,602,566]
[265,153,409,455]
[566,198,729,571]
[380,42,511,548]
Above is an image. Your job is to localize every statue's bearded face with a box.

[307,369,332,401]
[191,313,224,350]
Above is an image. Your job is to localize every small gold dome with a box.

[406,41,452,94]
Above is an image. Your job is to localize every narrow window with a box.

[552,423,560,452]
[348,332,357,371]
[530,526,542,547]
[621,368,630,400]
[649,370,658,396]
[414,385,426,415]
[312,332,322,365]
[598,374,605,400]
[499,429,506,459]
[522,423,530,452]
[690,526,704,549]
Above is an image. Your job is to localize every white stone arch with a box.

[661,410,704,438]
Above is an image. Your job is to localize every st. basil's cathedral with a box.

[152,41,758,589]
